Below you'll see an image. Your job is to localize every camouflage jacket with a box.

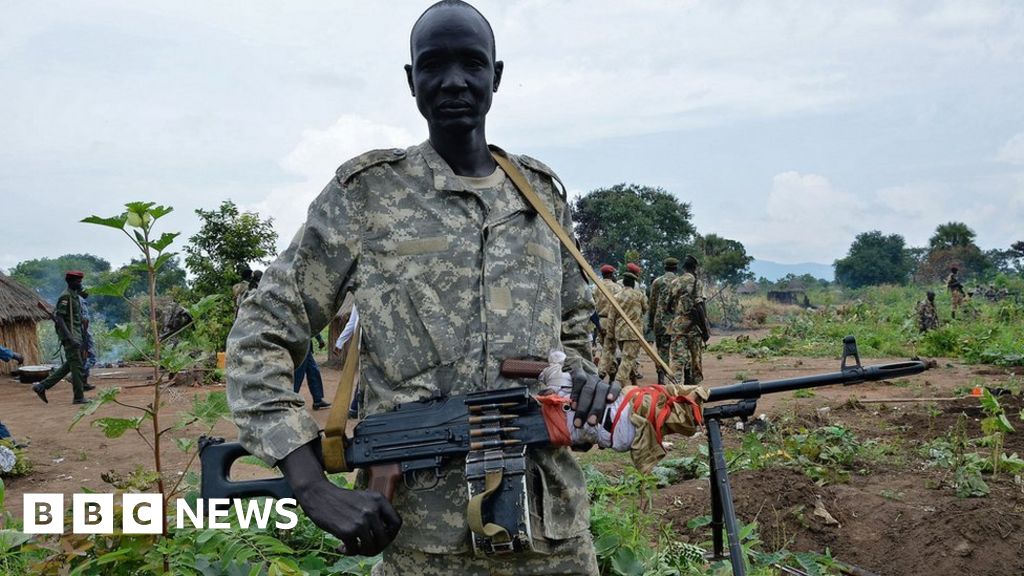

[916,299,938,330]
[612,286,648,341]
[227,141,596,552]
[648,271,677,335]
[666,272,703,335]
[594,278,623,319]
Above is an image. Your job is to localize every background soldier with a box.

[33,271,91,404]
[596,263,623,379]
[916,291,939,333]
[946,266,964,319]
[648,257,678,384]
[667,255,705,385]
[227,2,612,572]
[612,271,648,385]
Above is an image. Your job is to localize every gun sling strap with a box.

[491,150,673,379]
[322,323,361,473]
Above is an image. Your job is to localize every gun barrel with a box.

[706,360,928,403]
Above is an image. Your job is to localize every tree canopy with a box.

[834,231,914,288]
[571,183,696,278]
[928,221,977,250]
[919,222,991,282]
[9,253,112,301]
[183,200,278,296]
[696,233,754,286]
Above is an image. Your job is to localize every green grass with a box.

[712,282,1024,366]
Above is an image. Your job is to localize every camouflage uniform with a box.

[946,272,964,318]
[666,272,704,385]
[915,298,939,333]
[611,285,648,385]
[647,271,677,373]
[228,142,597,569]
[36,288,87,401]
[594,278,623,378]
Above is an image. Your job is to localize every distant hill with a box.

[749,260,833,282]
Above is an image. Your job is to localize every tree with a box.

[183,200,278,296]
[696,233,754,286]
[833,231,914,288]
[929,221,977,250]
[918,222,992,282]
[9,254,112,301]
[981,241,1024,277]
[572,183,696,279]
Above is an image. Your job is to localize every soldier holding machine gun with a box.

[226,1,630,573]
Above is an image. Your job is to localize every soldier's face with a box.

[406,7,503,135]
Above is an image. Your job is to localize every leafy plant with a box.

[979,388,1015,477]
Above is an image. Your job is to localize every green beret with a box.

[664,257,679,267]
[622,272,638,282]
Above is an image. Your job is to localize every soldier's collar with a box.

[419,140,486,194]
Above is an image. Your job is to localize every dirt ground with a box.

[3,333,1023,575]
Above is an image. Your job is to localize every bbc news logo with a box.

[23,494,299,534]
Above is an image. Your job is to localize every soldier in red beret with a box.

[33,271,91,404]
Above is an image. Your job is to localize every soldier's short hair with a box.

[411,0,496,60]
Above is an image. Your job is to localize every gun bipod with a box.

[703,399,758,576]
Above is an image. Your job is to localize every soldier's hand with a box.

[570,370,621,428]
[279,443,402,556]
[294,479,401,556]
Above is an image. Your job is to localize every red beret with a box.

[626,263,641,275]
[65,270,85,279]
[599,264,615,274]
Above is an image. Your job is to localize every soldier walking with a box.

[612,272,648,386]
[595,264,623,379]
[33,271,91,404]
[648,257,678,384]
[667,255,705,385]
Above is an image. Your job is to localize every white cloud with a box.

[996,132,1024,165]
[248,116,416,243]
[735,172,863,262]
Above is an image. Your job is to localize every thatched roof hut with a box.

[0,273,52,375]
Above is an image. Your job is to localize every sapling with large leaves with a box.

[76,203,229,524]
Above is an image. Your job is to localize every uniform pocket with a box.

[363,282,460,385]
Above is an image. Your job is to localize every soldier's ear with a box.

[405,64,415,96]
[493,61,503,92]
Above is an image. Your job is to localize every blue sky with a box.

[2,1,1022,271]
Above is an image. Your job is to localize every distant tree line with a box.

[833,221,1022,289]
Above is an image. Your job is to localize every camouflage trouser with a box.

[371,532,600,576]
[669,332,703,386]
[597,324,618,378]
[655,334,672,375]
[617,340,642,384]
[951,291,964,317]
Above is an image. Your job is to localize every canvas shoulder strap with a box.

[491,150,673,379]
[322,322,361,473]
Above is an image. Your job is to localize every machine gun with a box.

[200,337,928,568]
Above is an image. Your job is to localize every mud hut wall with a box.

[0,320,43,375]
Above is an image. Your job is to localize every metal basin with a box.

[17,365,52,383]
